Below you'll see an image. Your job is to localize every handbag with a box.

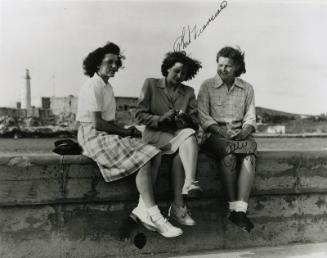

[53,139,82,155]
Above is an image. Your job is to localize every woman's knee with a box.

[152,152,162,164]
[222,154,237,168]
[181,135,198,150]
[243,155,256,166]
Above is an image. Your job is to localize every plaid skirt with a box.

[78,123,160,182]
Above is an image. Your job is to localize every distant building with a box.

[50,95,78,115]
[266,125,286,134]
[48,95,138,115]
[115,97,138,111]
[41,97,51,109]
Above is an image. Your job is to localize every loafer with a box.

[168,204,196,226]
[228,211,254,232]
[131,205,156,232]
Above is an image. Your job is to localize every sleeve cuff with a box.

[152,115,161,129]
[243,122,257,132]
[203,120,217,131]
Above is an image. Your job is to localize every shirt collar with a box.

[93,72,109,87]
[214,74,245,89]
[158,78,186,96]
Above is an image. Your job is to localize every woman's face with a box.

[166,62,187,85]
[217,56,237,81]
[97,53,119,79]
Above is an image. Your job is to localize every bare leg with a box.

[220,154,237,201]
[179,135,198,186]
[136,157,158,209]
[237,155,256,202]
[150,153,162,185]
[171,154,185,207]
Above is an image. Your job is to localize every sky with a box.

[0,0,326,115]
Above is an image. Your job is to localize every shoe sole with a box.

[131,213,183,237]
[170,215,197,226]
[130,213,156,232]
[228,218,254,233]
[168,207,197,226]
[182,189,202,198]
[160,230,183,238]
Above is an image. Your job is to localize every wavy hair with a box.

[216,46,246,77]
[161,51,202,81]
[83,42,124,77]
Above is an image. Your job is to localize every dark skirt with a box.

[202,134,257,160]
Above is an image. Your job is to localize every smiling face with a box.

[97,53,119,81]
[217,56,238,82]
[166,62,188,85]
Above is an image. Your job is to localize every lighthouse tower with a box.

[22,69,31,109]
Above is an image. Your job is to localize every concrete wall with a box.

[0,151,327,257]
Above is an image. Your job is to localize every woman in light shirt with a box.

[76,42,182,238]
[197,46,257,232]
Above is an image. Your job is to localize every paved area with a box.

[169,242,327,258]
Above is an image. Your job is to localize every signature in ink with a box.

[173,1,228,51]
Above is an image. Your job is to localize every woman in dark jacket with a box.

[135,51,202,227]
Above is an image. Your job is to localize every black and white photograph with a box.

[0,0,327,257]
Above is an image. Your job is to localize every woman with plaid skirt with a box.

[76,42,182,238]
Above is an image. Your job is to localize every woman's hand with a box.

[128,126,142,138]
[231,126,253,141]
[158,109,177,124]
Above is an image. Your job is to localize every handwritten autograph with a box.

[173,1,228,51]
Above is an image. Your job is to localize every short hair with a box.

[161,51,202,81]
[216,46,246,77]
[83,42,124,77]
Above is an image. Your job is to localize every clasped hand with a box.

[127,126,142,138]
[158,109,177,123]
[215,127,250,140]
[158,110,197,130]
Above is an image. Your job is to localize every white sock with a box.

[229,201,237,211]
[234,201,248,213]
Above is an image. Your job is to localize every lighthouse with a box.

[22,69,31,109]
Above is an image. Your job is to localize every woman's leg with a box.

[135,153,183,237]
[169,153,196,226]
[178,135,198,186]
[171,153,185,207]
[228,154,256,232]
[237,155,256,202]
[220,154,238,201]
[150,152,162,186]
[135,158,157,208]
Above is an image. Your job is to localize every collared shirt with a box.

[76,73,116,122]
[197,74,256,131]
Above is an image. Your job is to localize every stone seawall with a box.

[0,151,327,257]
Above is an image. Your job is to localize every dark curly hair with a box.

[161,51,202,81]
[83,42,124,77]
[216,46,246,77]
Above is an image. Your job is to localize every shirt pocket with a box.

[211,96,225,117]
[213,96,224,107]
[232,95,246,117]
